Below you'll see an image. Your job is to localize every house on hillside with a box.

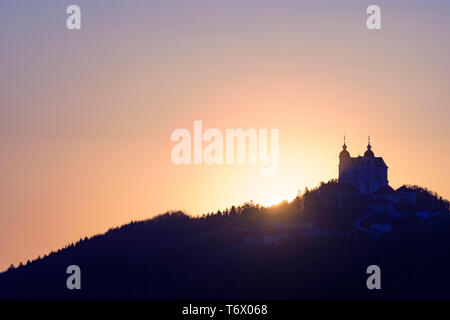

[397,186,417,205]
[372,185,397,214]
[244,233,289,248]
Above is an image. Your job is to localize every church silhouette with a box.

[339,136,388,194]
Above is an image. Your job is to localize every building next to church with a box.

[338,137,388,194]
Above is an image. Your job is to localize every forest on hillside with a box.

[1,181,449,299]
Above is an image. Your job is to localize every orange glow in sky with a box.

[1,1,449,271]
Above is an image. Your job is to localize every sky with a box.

[1,0,449,270]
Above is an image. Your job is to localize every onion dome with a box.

[339,136,350,158]
[364,136,374,157]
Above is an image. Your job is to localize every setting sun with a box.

[262,195,295,207]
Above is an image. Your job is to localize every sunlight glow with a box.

[261,195,295,207]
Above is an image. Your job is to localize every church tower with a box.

[338,136,351,182]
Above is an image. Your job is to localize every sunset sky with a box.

[1,0,449,270]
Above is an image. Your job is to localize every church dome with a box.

[339,144,350,158]
[364,144,374,157]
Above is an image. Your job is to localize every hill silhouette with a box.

[1,181,449,299]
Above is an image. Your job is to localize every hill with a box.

[1,181,449,299]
